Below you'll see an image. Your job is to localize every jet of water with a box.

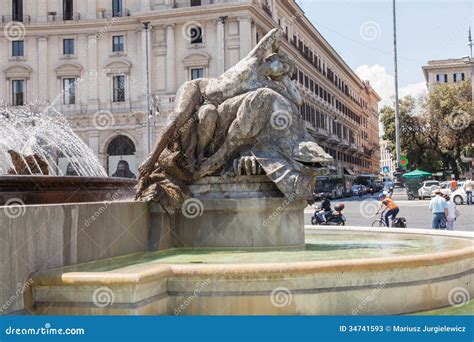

[0,103,107,177]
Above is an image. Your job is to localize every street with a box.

[305,194,474,231]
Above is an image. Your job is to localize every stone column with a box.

[216,18,225,74]
[140,0,151,12]
[165,24,176,93]
[142,24,152,102]
[87,0,97,20]
[37,0,48,22]
[238,16,252,59]
[251,23,257,47]
[37,36,49,102]
[87,34,99,110]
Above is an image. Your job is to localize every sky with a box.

[298,0,473,106]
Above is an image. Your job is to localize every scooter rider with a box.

[316,195,332,223]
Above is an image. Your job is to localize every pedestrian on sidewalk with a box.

[444,194,457,230]
[429,190,448,229]
[464,177,473,206]
[450,177,458,192]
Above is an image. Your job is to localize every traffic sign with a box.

[382,166,390,174]
[400,156,408,167]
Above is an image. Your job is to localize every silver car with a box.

[418,180,439,199]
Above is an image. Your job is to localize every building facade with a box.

[0,0,380,177]
[422,57,474,96]
[379,140,396,179]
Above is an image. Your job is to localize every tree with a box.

[380,81,473,178]
[425,80,473,179]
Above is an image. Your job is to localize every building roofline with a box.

[282,0,380,100]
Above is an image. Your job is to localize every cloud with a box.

[355,64,427,107]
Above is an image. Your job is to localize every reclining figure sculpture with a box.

[136,28,333,213]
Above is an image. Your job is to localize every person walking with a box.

[464,177,473,206]
[429,190,448,229]
[450,177,458,192]
[444,194,457,230]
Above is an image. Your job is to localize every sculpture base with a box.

[164,176,306,249]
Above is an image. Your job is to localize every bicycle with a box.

[371,210,407,228]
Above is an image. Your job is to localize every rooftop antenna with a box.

[468,26,473,58]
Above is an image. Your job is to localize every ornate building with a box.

[0,0,380,177]
[422,57,473,96]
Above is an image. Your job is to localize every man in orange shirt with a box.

[450,177,458,192]
[377,193,400,227]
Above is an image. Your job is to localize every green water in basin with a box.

[51,232,472,274]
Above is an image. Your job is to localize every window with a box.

[63,78,76,105]
[63,39,75,55]
[453,73,465,82]
[12,40,24,57]
[113,75,126,102]
[112,35,124,52]
[63,0,73,20]
[436,74,448,83]
[190,68,204,80]
[12,0,23,22]
[190,26,203,44]
[112,0,123,17]
[12,80,25,106]
[191,0,201,6]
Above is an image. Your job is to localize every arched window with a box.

[107,135,136,156]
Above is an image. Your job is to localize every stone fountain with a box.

[0,104,135,205]
[0,29,472,316]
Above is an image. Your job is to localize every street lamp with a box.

[392,0,401,166]
[143,21,151,155]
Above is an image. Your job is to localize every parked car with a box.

[351,185,362,196]
[452,186,467,205]
[418,180,440,199]
[430,181,465,197]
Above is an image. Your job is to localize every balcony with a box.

[47,12,81,21]
[328,133,340,143]
[97,9,131,19]
[1,15,31,24]
[349,143,358,152]
[340,139,350,148]
[314,128,329,138]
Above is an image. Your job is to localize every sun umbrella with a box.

[402,169,432,179]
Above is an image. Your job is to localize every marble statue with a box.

[136,28,333,212]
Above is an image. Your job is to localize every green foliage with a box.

[380,81,473,178]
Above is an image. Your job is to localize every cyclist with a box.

[376,193,399,227]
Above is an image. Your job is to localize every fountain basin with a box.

[0,175,136,205]
[27,228,474,316]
